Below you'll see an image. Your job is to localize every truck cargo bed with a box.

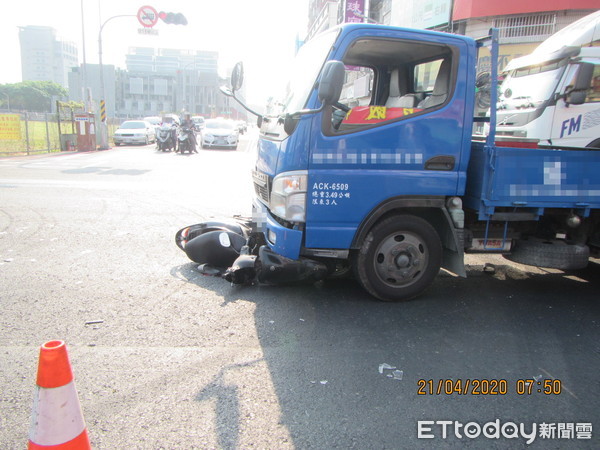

[463,141,600,220]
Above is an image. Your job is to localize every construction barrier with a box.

[28,340,91,449]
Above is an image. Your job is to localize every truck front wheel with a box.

[355,215,442,301]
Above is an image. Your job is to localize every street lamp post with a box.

[98,14,134,149]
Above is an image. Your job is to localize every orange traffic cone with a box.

[28,340,91,449]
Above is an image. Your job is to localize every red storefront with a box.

[452,0,599,72]
[453,0,599,20]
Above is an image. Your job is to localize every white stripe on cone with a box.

[29,381,86,446]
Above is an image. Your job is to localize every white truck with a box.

[496,10,600,148]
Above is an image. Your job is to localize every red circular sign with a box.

[137,5,158,28]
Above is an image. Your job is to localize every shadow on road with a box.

[62,166,151,176]
[171,260,600,448]
[195,358,263,449]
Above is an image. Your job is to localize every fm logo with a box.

[560,115,581,138]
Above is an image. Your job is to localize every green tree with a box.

[0,81,68,112]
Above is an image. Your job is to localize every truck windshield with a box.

[270,29,338,115]
[498,59,567,111]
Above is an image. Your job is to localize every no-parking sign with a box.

[137,5,158,28]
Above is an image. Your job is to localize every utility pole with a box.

[97,14,134,149]
[97,6,187,148]
[80,0,89,112]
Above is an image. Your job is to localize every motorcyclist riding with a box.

[179,113,198,153]
[156,115,178,152]
[164,115,178,143]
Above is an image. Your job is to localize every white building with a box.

[19,26,78,88]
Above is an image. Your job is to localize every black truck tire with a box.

[355,215,442,301]
[504,237,589,270]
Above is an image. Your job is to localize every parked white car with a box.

[113,120,157,146]
[200,119,239,149]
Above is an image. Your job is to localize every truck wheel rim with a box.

[373,231,428,287]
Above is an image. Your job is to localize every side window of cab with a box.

[327,37,454,133]
[562,63,600,103]
[588,65,600,103]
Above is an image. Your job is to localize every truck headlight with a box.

[270,171,308,222]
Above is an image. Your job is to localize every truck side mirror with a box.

[231,61,244,93]
[220,61,263,119]
[318,61,345,105]
[566,62,594,106]
[282,61,345,134]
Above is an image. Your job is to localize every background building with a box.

[307,0,598,71]
[19,26,78,88]
[307,1,341,39]
[305,0,598,112]
[68,63,116,116]
[68,48,246,120]
[450,0,598,72]
[122,48,220,118]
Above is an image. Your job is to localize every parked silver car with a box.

[113,120,157,146]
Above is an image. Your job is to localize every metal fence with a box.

[0,111,118,156]
[0,112,63,156]
[494,13,557,44]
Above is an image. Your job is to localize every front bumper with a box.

[114,135,148,144]
[252,197,302,260]
[202,135,238,148]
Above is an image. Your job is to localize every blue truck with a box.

[176,24,600,301]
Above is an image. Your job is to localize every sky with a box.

[0,0,309,105]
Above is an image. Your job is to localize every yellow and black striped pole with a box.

[98,100,109,149]
[100,100,106,123]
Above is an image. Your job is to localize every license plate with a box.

[252,170,268,186]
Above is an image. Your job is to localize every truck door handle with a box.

[425,155,455,171]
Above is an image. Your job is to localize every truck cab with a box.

[252,24,478,299]
[496,47,600,148]
[495,10,600,148]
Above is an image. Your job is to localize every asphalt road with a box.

[1,132,599,448]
